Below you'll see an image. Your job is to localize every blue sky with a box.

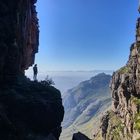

[34,0,139,71]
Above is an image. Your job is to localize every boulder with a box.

[72,132,91,140]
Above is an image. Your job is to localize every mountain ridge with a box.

[61,73,112,140]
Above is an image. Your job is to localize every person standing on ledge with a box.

[33,64,38,81]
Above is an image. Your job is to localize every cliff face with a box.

[0,1,64,140]
[0,0,39,83]
[0,79,64,140]
[97,17,140,140]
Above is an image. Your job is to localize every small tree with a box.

[41,75,55,86]
[45,75,55,86]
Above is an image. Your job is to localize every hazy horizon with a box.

[26,70,113,93]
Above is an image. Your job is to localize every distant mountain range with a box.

[26,70,113,93]
[60,73,112,140]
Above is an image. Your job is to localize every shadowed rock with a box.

[0,0,64,140]
[72,132,91,140]
[0,76,64,140]
[0,0,39,83]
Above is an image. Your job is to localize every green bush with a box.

[131,97,140,105]
[119,66,130,74]
[134,113,140,132]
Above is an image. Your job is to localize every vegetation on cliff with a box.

[94,16,140,140]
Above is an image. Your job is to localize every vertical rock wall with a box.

[0,1,64,140]
[98,17,140,140]
[0,0,39,83]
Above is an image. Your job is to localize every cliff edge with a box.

[94,17,140,140]
[0,1,64,140]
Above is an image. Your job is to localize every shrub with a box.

[40,75,55,86]
[119,66,130,74]
[134,113,140,133]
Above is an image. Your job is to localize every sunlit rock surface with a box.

[94,17,140,140]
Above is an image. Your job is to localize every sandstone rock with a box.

[98,14,140,140]
[0,0,39,83]
[100,112,109,140]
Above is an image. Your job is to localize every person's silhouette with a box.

[33,64,38,81]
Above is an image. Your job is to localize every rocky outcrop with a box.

[97,16,140,140]
[0,76,64,140]
[0,0,39,83]
[72,132,91,140]
[100,112,110,140]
